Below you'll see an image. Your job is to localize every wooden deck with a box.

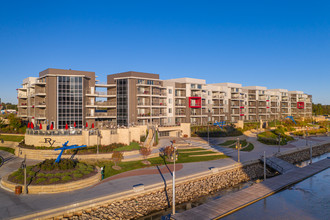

[173,158,330,220]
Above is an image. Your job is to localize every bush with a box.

[112,151,124,166]
[139,147,151,161]
[38,159,76,171]
[49,178,60,183]
[35,177,47,184]
[73,173,83,178]
[37,172,46,177]
[140,135,146,142]
[82,170,91,175]
[62,176,72,181]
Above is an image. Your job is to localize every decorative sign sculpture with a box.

[54,141,87,163]
[285,116,297,125]
[214,120,226,129]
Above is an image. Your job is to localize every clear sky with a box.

[0,0,329,104]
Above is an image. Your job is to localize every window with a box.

[168,89,172,94]
[169,98,172,104]
[191,84,196,89]
[57,76,83,129]
[197,84,202,89]
[117,79,128,126]
[208,100,211,104]
[169,108,172,113]
[208,91,210,95]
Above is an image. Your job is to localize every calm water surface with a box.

[223,161,330,220]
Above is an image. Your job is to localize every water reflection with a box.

[222,166,330,220]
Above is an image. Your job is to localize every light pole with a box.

[309,141,313,164]
[172,146,177,216]
[263,151,266,180]
[207,108,211,144]
[277,134,281,153]
[236,138,241,162]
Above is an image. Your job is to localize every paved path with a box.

[0,136,329,219]
[173,158,330,220]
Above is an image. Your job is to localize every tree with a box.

[139,147,151,164]
[111,151,123,169]
[8,114,21,131]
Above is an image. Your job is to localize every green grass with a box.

[0,147,15,154]
[0,135,24,142]
[95,148,229,179]
[113,142,141,151]
[257,130,294,145]
[241,143,254,152]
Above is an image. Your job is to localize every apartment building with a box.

[17,68,313,128]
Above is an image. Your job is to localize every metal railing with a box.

[26,129,83,136]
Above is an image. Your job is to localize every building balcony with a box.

[95,83,116,87]
[86,101,116,108]
[86,112,116,118]
[35,102,46,108]
[86,91,116,97]
[152,102,167,107]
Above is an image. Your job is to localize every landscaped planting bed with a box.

[18,141,141,154]
[8,159,96,185]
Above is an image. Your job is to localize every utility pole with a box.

[172,146,177,216]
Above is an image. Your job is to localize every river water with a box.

[222,153,330,220]
[141,153,330,220]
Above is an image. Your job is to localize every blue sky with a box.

[0,0,329,104]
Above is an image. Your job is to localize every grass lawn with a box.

[178,148,206,152]
[93,148,229,179]
[0,135,24,142]
[241,143,254,152]
[0,147,15,154]
[257,130,294,145]
[113,142,141,151]
[226,139,247,148]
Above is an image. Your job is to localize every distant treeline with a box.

[313,103,330,115]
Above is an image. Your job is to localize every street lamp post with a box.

[236,138,241,162]
[172,146,177,216]
[278,134,281,153]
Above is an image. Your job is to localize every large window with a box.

[57,76,83,129]
[117,79,128,126]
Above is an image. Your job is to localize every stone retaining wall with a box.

[0,168,100,194]
[65,162,270,219]
[279,143,330,164]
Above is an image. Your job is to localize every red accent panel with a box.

[240,114,245,116]
[189,97,202,108]
[266,107,270,109]
[240,106,244,108]
[266,100,269,102]
[297,102,304,109]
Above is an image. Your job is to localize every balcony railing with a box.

[175,103,186,106]
[87,101,116,106]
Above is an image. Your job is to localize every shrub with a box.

[62,176,72,181]
[140,135,146,142]
[164,145,174,158]
[49,178,60,183]
[38,159,76,171]
[28,171,36,177]
[45,173,54,177]
[82,170,91,175]
[139,147,151,161]
[112,151,124,166]
[54,172,64,177]
[35,177,47,184]
[37,172,46,177]
[73,173,83,178]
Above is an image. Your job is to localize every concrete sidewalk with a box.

[0,136,329,219]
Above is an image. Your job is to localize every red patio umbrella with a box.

[27,122,30,129]
[74,122,76,128]
[50,123,53,130]
[31,122,34,129]
[91,123,94,129]
[39,123,42,129]
[65,123,69,130]
[85,122,88,128]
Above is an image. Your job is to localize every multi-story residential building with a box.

[17,68,313,128]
